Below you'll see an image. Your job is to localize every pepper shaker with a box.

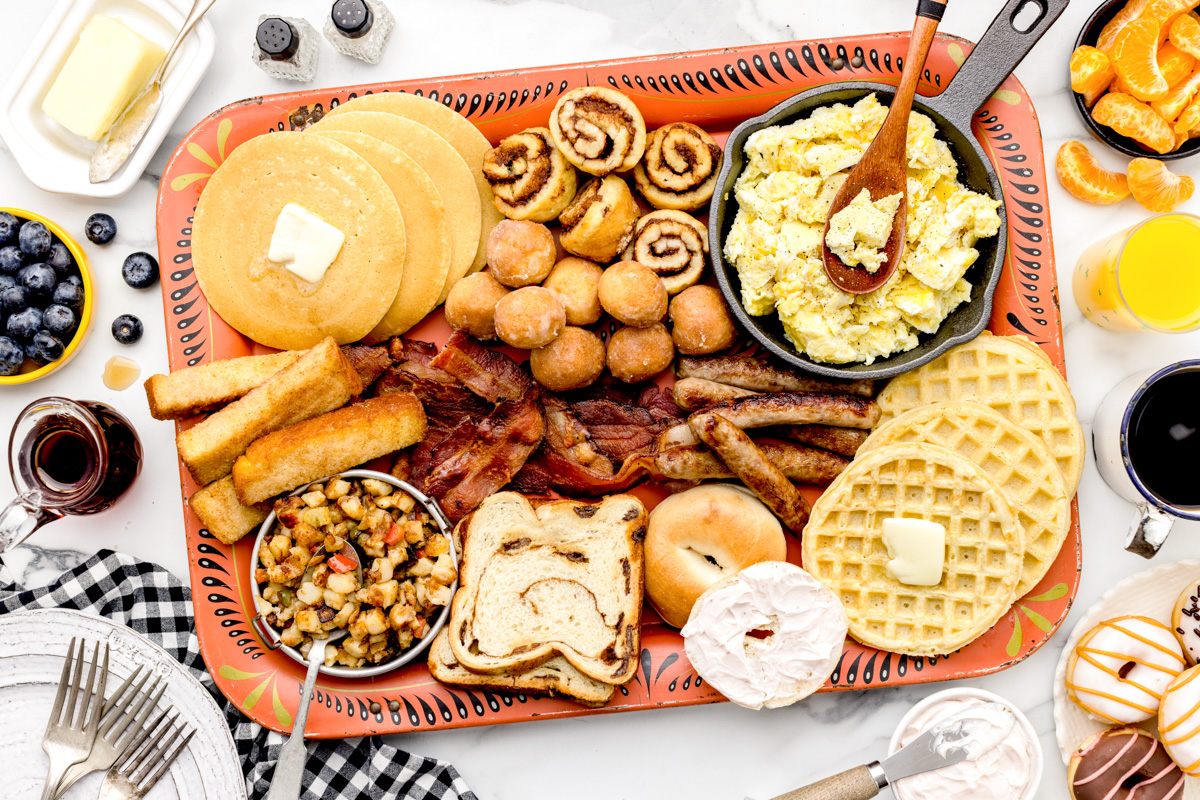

[251,15,319,82]
[323,0,394,64]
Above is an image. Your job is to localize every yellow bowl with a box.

[0,207,94,385]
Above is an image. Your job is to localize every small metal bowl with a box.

[248,469,457,679]
[1072,0,1200,160]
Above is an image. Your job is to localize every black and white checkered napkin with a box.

[0,548,478,800]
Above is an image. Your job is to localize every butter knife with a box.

[88,0,217,183]
[768,702,1015,800]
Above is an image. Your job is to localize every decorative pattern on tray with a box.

[156,32,1079,737]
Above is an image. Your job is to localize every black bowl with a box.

[708,85,1005,380]
[1073,0,1200,161]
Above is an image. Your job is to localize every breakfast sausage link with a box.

[688,414,811,532]
[671,377,758,411]
[676,355,875,397]
[652,442,848,486]
[761,424,871,458]
[688,391,881,431]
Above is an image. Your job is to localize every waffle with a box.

[859,401,1071,597]
[802,442,1023,656]
[875,333,1084,492]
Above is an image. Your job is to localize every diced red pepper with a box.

[384,523,403,546]
[328,553,355,573]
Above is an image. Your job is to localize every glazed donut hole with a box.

[445,271,510,340]
[486,219,558,287]
[598,261,668,328]
[530,326,606,391]
[669,285,737,355]
[607,322,675,384]
[493,286,566,350]
[542,257,603,326]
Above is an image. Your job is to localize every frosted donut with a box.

[1160,665,1200,775]
[1066,616,1186,724]
[1068,727,1183,800]
[680,561,847,710]
[1171,577,1200,666]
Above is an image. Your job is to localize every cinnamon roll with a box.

[558,175,641,262]
[549,87,647,176]
[634,122,723,211]
[481,127,578,223]
[624,209,708,294]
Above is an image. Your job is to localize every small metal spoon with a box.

[820,0,948,294]
[264,543,363,800]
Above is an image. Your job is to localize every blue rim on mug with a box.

[1120,359,1200,522]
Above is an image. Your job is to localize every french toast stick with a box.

[176,338,362,486]
[232,392,427,506]
[189,476,270,545]
[145,350,304,420]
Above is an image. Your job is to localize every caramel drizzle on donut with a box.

[1066,619,1186,723]
[1161,668,1200,773]
[1073,729,1184,800]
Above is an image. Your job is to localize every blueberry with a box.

[46,241,74,276]
[52,281,85,309]
[28,331,63,364]
[63,274,82,287]
[18,263,57,305]
[0,336,23,375]
[0,286,26,313]
[18,221,51,260]
[122,251,158,289]
[111,313,143,344]
[85,213,117,245]
[6,307,41,341]
[0,275,15,293]
[0,246,23,275]
[0,212,18,248]
[42,304,76,338]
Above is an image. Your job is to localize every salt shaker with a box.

[252,15,319,82]
[323,0,394,64]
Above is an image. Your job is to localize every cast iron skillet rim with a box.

[709,81,1007,380]
[1071,0,1200,161]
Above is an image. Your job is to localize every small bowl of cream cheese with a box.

[888,687,1043,800]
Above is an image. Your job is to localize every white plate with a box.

[1052,559,1200,799]
[0,608,245,800]
[0,0,215,198]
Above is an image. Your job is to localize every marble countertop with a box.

[2,1,1200,798]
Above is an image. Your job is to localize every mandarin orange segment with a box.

[1114,18,1172,100]
[1171,12,1200,57]
[1142,0,1190,41]
[1176,96,1200,132]
[1098,0,1155,52]
[1055,141,1131,204]
[1127,157,1196,210]
[1153,69,1200,118]
[1093,92,1179,153]
[1072,46,1117,106]
[1159,43,1197,83]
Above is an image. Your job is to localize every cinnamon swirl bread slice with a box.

[447,492,646,685]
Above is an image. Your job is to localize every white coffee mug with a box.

[1094,359,1200,558]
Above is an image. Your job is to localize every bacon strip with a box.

[340,344,392,391]
[689,392,880,430]
[430,330,533,403]
[676,355,875,397]
[689,414,811,532]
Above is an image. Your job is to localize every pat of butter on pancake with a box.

[267,203,345,284]
[882,518,945,586]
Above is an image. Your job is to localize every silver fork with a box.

[42,638,108,800]
[53,665,168,799]
[96,708,194,800]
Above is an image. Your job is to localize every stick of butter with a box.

[882,517,946,586]
[268,204,346,284]
[42,15,166,142]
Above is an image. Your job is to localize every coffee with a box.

[1128,369,1200,509]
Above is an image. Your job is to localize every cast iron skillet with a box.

[1072,0,1200,160]
[709,0,1069,380]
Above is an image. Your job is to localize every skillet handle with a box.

[927,0,1069,130]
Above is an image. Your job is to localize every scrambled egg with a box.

[825,189,902,273]
[723,94,1002,365]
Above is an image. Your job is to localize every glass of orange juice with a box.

[1074,212,1200,332]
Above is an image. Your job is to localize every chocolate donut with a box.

[1068,727,1184,800]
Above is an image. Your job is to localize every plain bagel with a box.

[645,484,786,628]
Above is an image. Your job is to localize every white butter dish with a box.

[0,0,215,198]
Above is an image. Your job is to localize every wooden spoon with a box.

[821,0,949,295]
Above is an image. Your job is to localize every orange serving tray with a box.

[156,32,1080,737]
